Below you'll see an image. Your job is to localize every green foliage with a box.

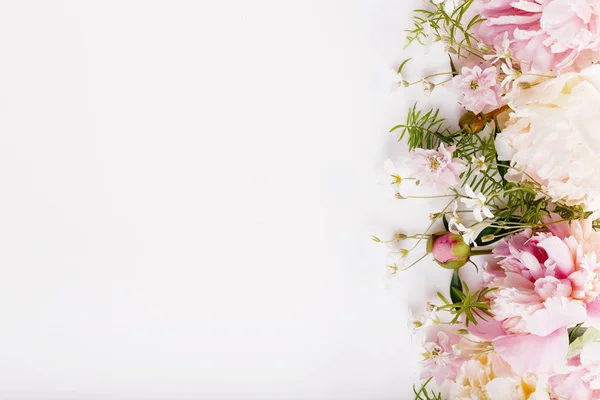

[391,104,455,150]
[437,280,495,326]
[449,269,463,304]
[452,124,503,197]
[413,378,443,400]
[567,326,600,359]
[473,222,517,246]
[568,323,587,344]
[405,0,484,59]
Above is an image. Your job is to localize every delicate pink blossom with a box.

[420,325,468,384]
[408,144,466,190]
[477,0,600,73]
[452,65,503,114]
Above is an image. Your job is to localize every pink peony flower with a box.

[550,342,600,399]
[477,0,600,73]
[420,325,469,385]
[408,144,466,191]
[452,65,503,114]
[486,219,600,338]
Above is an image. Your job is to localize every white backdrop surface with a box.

[0,1,456,399]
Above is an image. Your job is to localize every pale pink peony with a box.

[408,144,466,191]
[419,325,469,385]
[452,65,503,114]
[485,219,600,338]
[550,342,600,399]
[477,0,600,73]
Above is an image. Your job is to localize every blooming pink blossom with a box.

[408,144,466,191]
[452,65,503,114]
[420,325,469,384]
[485,219,600,338]
[550,342,600,399]
[477,0,600,73]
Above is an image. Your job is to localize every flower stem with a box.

[470,249,493,256]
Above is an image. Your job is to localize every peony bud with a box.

[426,232,471,269]
[459,111,485,134]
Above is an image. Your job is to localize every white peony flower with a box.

[496,64,600,213]
[449,352,549,400]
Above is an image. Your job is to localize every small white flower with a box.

[457,223,478,246]
[387,248,409,274]
[484,33,512,65]
[448,201,462,229]
[408,308,439,332]
[448,201,478,246]
[471,155,488,175]
[384,159,404,195]
[500,59,521,89]
[461,185,494,222]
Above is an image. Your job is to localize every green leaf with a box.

[442,214,449,231]
[567,326,600,359]
[397,58,412,75]
[450,269,463,304]
[474,225,508,246]
[496,159,510,182]
[492,120,510,183]
[568,323,586,343]
[448,55,458,77]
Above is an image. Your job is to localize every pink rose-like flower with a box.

[477,0,600,72]
[408,144,466,191]
[452,65,503,114]
[420,325,469,385]
[486,219,600,338]
[428,232,471,269]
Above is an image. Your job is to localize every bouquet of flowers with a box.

[378,0,600,398]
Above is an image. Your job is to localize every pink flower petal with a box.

[526,297,586,336]
[586,298,600,328]
[494,328,569,374]
[468,315,506,341]
[538,236,575,278]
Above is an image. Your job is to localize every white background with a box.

[0,1,456,398]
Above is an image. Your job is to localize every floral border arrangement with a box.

[377,0,600,398]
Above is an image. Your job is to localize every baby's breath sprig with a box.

[405,0,485,60]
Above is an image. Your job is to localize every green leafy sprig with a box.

[436,280,495,326]
[413,377,443,400]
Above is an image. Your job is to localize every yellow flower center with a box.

[429,155,442,171]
